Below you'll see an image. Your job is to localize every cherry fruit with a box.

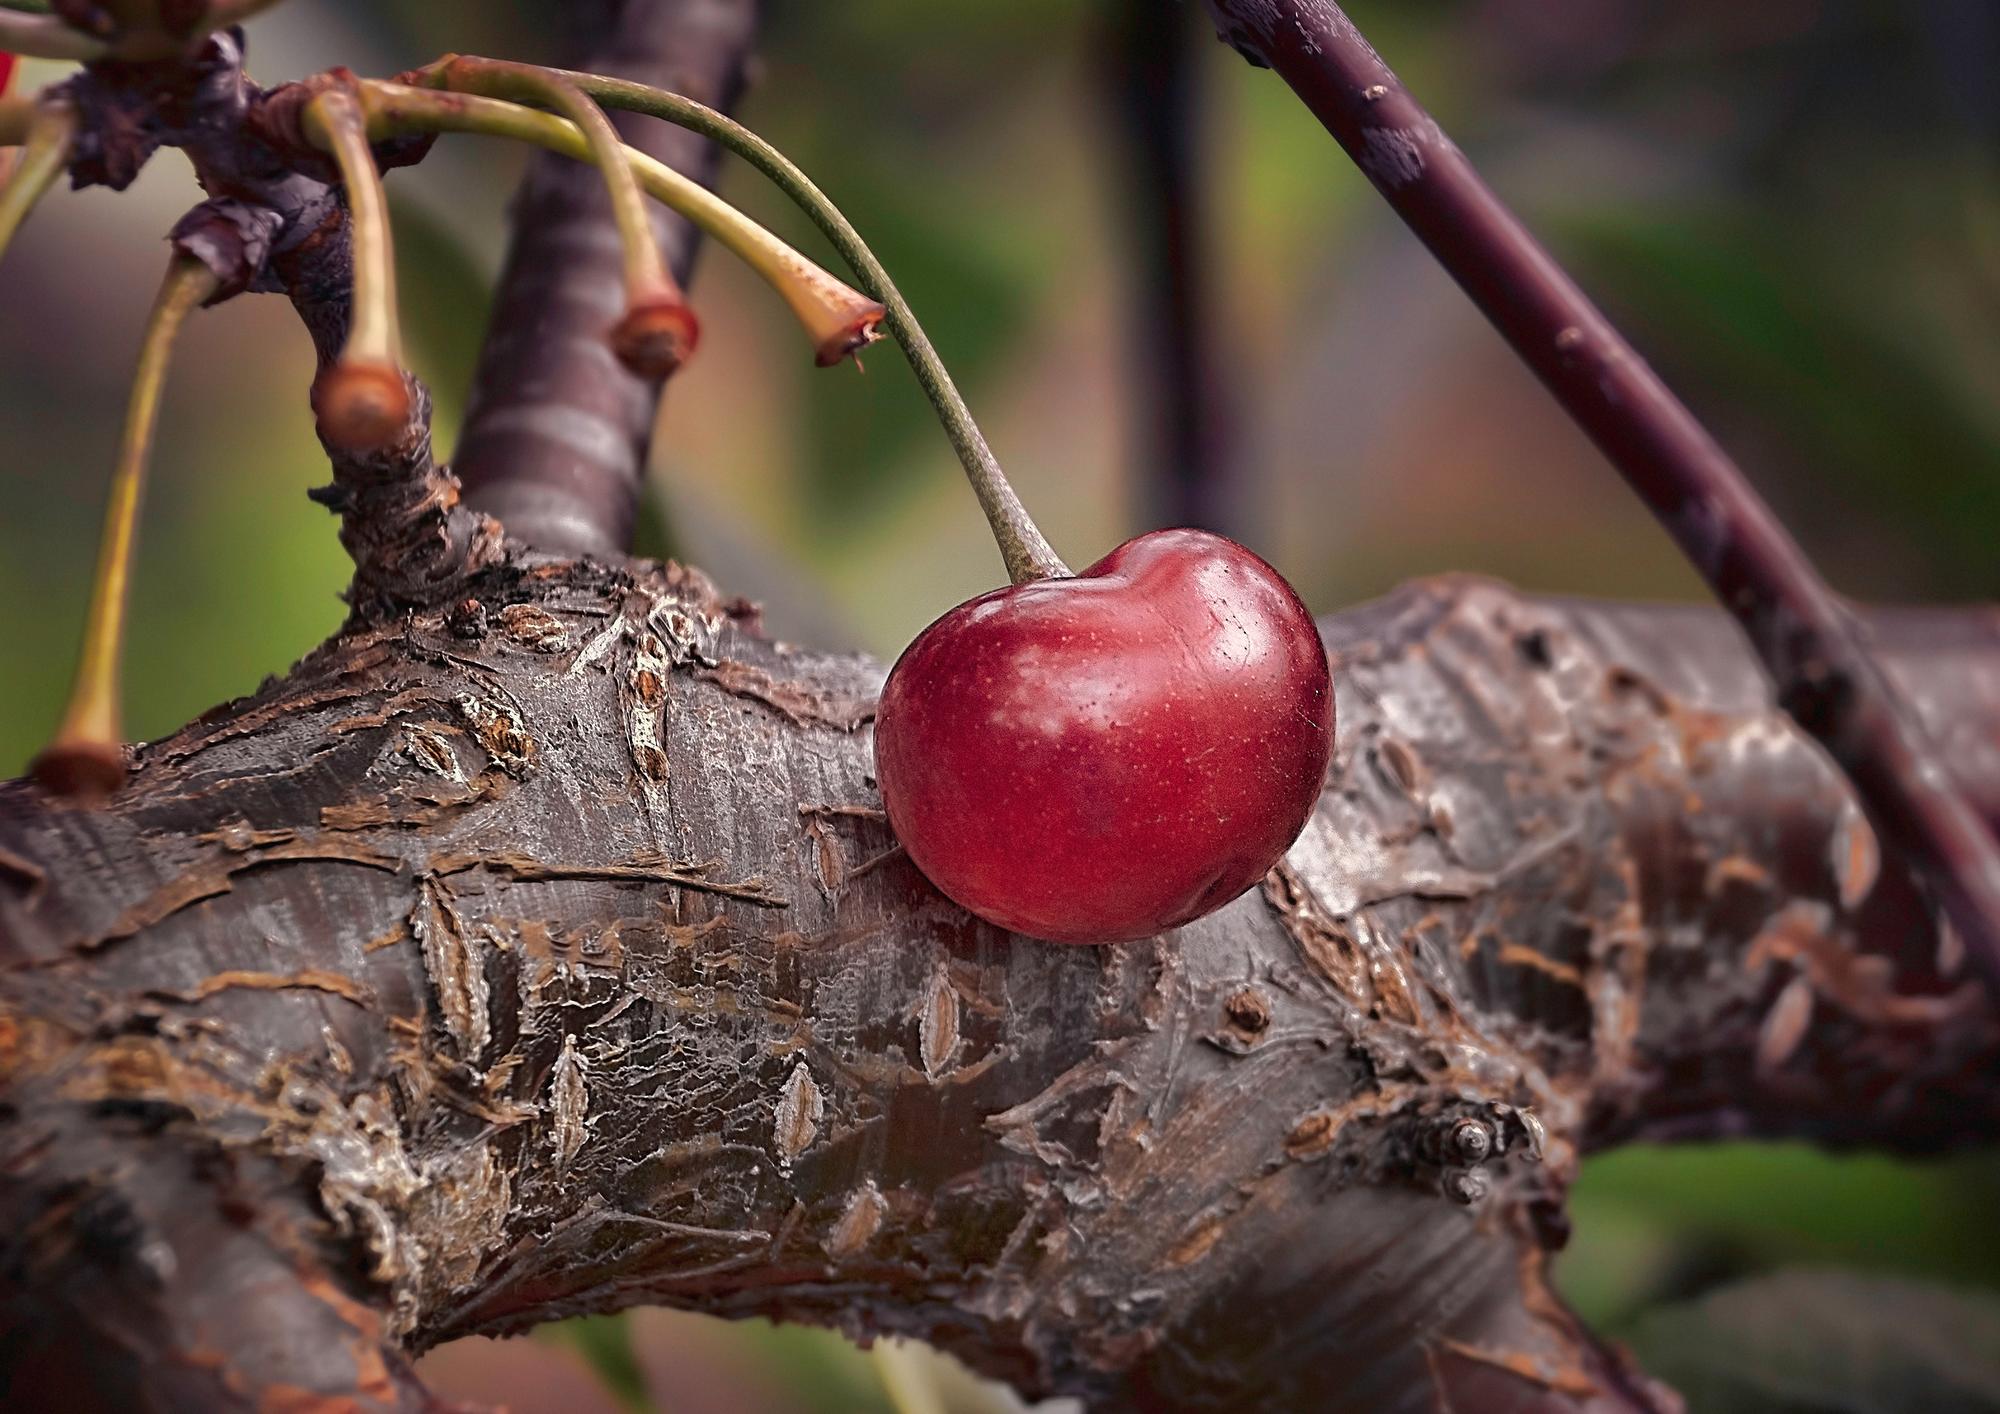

[874,528,1334,943]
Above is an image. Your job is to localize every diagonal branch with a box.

[451,0,761,557]
[1201,0,2000,998]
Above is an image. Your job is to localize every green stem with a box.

[0,0,284,62]
[0,99,76,266]
[430,58,679,313]
[0,10,107,62]
[202,0,287,30]
[357,81,885,372]
[303,87,401,368]
[0,97,34,147]
[37,255,218,796]
[419,57,695,377]
[297,85,414,451]
[506,65,1069,584]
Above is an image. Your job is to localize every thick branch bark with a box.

[7,14,1998,1413]
[451,0,761,557]
[1200,0,2000,999]
[2,569,1992,1412]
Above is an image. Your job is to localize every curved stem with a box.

[0,99,76,266]
[34,255,219,797]
[360,82,883,375]
[0,0,283,63]
[0,60,14,186]
[202,0,288,31]
[428,56,694,378]
[0,11,107,63]
[304,88,400,368]
[300,86,412,452]
[538,68,1072,583]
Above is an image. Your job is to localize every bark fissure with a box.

[4,569,1994,1411]
[5,6,1999,1411]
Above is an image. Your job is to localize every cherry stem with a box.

[0,98,76,266]
[356,81,885,375]
[543,67,1073,583]
[0,96,32,146]
[38,254,219,792]
[202,0,288,32]
[0,11,107,63]
[427,58,687,340]
[302,86,404,374]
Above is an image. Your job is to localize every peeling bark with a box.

[2,566,1993,1412]
[5,8,1998,1409]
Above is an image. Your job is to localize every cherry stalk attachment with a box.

[2,33,1337,949]
[513,71,1341,938]
[875,529,1334,944]
[0,48,889,792]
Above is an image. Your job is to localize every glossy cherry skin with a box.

[873,528,1334,943]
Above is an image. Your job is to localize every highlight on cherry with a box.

[0,3,1333,946]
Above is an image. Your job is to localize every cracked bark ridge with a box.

[2,568,1993,1412]
[1200,0,2000,999]
[452,0,762,557]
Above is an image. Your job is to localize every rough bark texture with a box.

[5,6,2000,1412]
[2,566,1995,1411]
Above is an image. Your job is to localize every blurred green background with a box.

[3,0,1998,1408]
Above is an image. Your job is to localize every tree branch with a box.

[49,33,503,613]
[1199,0,2000,1001]
[7,13,1999,1412]
[2,569,1992,1411]
[451,0,761,557]
[281,204,504,612]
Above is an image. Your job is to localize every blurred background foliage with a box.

[3,0,1997,1408]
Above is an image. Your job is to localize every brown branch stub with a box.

[301,368,505,614]
[1201,0,2000,1000]
[452,0,764,557]
[42,35,498,615]
[169,196,285,302]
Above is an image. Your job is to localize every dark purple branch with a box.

[452,0,761,557]
[1201,0,2000,997]
[1102,0,1240,536]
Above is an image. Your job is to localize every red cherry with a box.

[874,528,1334,944]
